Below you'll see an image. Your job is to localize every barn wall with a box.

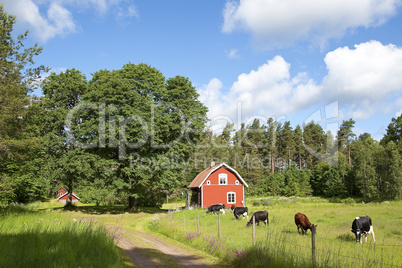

[202,167,244,208]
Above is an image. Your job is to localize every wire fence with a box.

[166,209,402,268]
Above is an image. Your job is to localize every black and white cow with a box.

[206,204,225,215]
[246,210,268,226]
[351,216,375,243]
[233,207,248,220]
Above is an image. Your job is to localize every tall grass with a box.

[149,197,402,267]
[0,205,124,268]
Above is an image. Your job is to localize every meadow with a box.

[150,197,402,267]
[0,202,125,268]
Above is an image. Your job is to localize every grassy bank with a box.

[0,204,125,268]
[149,197,402,267]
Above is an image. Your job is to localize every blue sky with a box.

[4,0,402,140]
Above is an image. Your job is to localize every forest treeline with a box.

[187,116,401,201]
[0,5,401,207]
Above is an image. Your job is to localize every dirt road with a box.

[104,214,218,268]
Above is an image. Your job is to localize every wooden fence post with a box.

[197,212,200,233]
[218,213,221,238]
[253,214,256,246]
[311,224,316,267]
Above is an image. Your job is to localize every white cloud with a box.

[226,48,240,59]
[222,0,402,48]
[3,0,76,42]
[198,41,402,128]
[2,0,139,42]
[322,41,402,119]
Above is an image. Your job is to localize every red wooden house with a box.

[188,162,248,208]
[55,187,80,204]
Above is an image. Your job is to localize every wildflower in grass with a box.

[186,232,202,239]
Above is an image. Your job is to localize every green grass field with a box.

[150,197,402,267]
[0,203,125,268]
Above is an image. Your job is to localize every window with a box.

[207,180,210,185]
[219,174,227,185]
[227,192,236,204]
[235,180,239,185]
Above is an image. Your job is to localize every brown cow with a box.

[231,204,237,211]
[295,212,316,235]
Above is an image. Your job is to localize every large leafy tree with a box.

[41,69,89,205]
[82,63,208,207]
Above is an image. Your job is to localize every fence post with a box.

[253,214,256,246]
[218,213,221,238]
[197,212,200,233]
[172,210,175,223]
[311,224,316,267]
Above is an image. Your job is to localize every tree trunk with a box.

[66,180,73,206]
[299,153,302,169]
[128,196,136,209]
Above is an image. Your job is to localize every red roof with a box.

[188,163,248,188]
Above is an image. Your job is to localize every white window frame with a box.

[235,180,239,185]
[206,180,210,185]
[227,192,236,204]
[219,174,227,185]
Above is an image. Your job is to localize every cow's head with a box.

[351,229,361,242]
[246,221,252,227]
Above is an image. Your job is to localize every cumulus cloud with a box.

[198,41,402,128]
[2,0,139,42]
[322,41,402,119]
[222,0,401,48]
[3,0,76,42]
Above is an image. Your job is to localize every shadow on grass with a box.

[43,204,166,215]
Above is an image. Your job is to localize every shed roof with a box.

[188,163,248,188]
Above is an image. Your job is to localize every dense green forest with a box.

[0,5,401,207]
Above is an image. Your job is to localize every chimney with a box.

[210,161,215,168]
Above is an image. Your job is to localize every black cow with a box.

[246,210,268,226]
[233,207,248,220]
[351,216,375,243]
[206,204,225,215]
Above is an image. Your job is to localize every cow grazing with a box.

[295,212,316,235]
[246,210,268,226]
[351,216,375,243]
[230,204,237,211]
[233,207,248,220]
[206,204,225,215]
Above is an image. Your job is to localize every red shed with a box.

[188,162,248,208]
[55,187,80,204]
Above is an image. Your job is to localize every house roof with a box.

[55,187,67,193]
[188,162,248,188]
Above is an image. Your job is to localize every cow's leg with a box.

[297,225,300,234]
[370,226,375,242]
[221,209,225,215]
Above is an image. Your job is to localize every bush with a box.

[341,197,356,205]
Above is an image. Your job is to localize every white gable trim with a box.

[198,163,249,188]
[57,192,80,200]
